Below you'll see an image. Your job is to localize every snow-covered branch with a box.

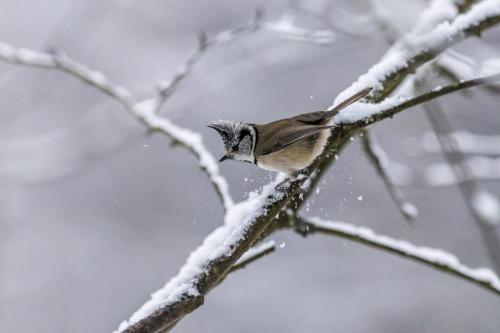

[116,175,308,333]
[296,216,500,296]
[230,240,276,272]
[360,130,418,221]
[335,71,500,129]
[0,42,235,210]
[337,0,500,103]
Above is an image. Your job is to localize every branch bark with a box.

[360,129,417,221]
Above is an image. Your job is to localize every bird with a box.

[208,87,372,175]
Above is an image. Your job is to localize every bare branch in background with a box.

[360,129,417,221]
[153,10,264,112]
[415,78,500,274]
[0,42,235,211]
[153,9,336,113]
[294,216,500,296]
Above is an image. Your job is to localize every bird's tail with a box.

[328,87,372,117]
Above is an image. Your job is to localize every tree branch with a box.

[360,129,417,221]
[230,240,276,272]
[153,10,264,112]
[339,0,500,103]
[294,216,500,296]
[153,10,336,113]
[338,71,500,130]
[0,42,235,211]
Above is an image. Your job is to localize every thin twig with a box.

[230,240,276,272]
[295,216,500,296]
[153,9,336,113]
[360,129,417,221]
[153,10,263,112]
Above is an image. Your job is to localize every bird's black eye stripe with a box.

[239,129,250,141]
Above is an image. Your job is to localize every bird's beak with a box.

[218,155,229,162]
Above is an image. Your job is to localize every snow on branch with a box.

[334,0,500,104]
[0,42,234,211]
[360,130,418,221]
[297,216,500,296]
[334,71,500,128]
[231,240,276,272]
[116,174,307,333]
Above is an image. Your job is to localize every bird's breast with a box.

[256,130,329,174]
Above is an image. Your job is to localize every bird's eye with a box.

[239,129,250,141]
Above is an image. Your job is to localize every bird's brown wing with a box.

[258,124,333,156]
[289,87,374,124]
[289,111,330,124]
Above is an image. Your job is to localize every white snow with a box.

[116,174,287,332]
[234,240,276,266]
[330,0,500,125]
[308,217,500,291]
[471,190,500,226]
[401,202,419,219]
[0,41,54,66]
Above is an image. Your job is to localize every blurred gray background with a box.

[1,0,500,332]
